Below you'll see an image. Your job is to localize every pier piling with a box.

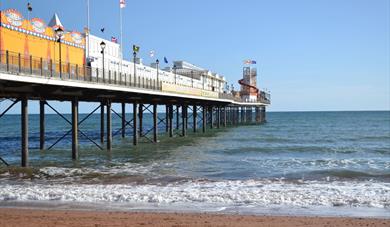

[182,105,187,137]
[133,103,138,145]
[100,102,104,144]
[139,104,143,137]
[121,103,126,138]
[21,97,28,167]
[169,105,173,137]
[193,105,197,133]
[202,106,206,133]
[106,100,112,151]
[153,104,158,143]
[39,100,45,150]
[71,99,78,160]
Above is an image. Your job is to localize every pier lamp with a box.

[156,59,159,86]
[100,41,106,82]
[191,70,194,88]
[55,27,64,78]
[173,65,177,85]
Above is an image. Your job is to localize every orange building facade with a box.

[0,9,85,70]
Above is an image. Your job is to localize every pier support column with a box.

[202,106,206,133]
[133,103,138,145]
[249,107,253,124]
[182,105,187,137]
[71,98,78,160]
[217,107,221,129]
[100,102,105,144]
[169,105,173,137]
[139,104,143,137]
[176,105,180,130]
[235,107,239,125]
[210,107,213,129]
[21,97,28,167]
[39,100,45,150]
[240,107,244,124]
[255,107,260,123]
[106,100,112,151]
[233,107,236,125]
[165,105,169,133]
[153,104,158,143]
[121,103,126,138]
[223,107,227,127]
[193,105,197,133]
[262,106,266,123]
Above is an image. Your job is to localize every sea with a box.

[0,111,389,217]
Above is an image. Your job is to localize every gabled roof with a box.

[48,13,64,29]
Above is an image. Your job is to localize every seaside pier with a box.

[0,8,270,167]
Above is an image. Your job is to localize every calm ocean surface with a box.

[0,111,389,217]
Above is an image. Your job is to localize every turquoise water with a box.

[0,111,389,217]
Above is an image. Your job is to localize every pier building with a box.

[0,8,270,167]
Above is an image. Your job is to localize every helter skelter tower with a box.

[239,65,259,102]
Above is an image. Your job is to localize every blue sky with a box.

[1,0,389,113]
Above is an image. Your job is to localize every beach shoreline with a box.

[0,208,389,227]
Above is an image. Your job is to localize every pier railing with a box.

[0,50,163,91]
[0,50,270,105]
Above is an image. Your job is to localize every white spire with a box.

[48,13,63,28]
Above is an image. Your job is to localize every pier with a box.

[0,8,270,167]
[0,50,269,167]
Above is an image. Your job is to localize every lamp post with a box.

[133,51,137,85]
[55,27,64,78]
[156,59,159,86]
[100,41,106,83]
[191,70,194,88]
[173,65,177,85]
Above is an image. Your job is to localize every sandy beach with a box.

[0,208,389,227]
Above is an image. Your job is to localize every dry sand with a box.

[0,208,389,227]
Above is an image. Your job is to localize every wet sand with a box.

[0,208,389,227]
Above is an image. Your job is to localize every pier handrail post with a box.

[50,59,53,77]
[40,58,43,76]
[5,50,9,72]
[29,55,33,75]
[18,53,21,74]
[76,64,79,80]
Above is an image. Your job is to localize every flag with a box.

[244,59,252,65]
[244,59,256,65]
[149,50,155,58]
[27,3,32,12]
[133,45,140,53]
[120,0,126,8]
[111,36,118,43]
[164,57,168,64]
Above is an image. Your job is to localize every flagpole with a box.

[119,2,123,74]
[86,0,90,60]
